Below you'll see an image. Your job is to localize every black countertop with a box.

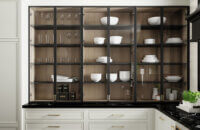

[23,102,200,130]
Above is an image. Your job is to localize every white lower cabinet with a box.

[23,108,188,130]
[89,121,148,130]
[155,110,176,130]
[26,123,83,130]
[23,109,154,130]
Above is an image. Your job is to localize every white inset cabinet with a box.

[155,110,176,130]
[23,109,154,130]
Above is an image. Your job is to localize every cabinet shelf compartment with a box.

[30,84,54,102]
[83,84,107,102]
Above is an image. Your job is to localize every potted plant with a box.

[182,91,200,108]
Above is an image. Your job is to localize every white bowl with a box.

[166,37,183,43]
[110,36,123,44]
[148,16,167,25]
[106,73,118,82]
[119,71,130,82]
[91,73,102,82]
[144,38,156,44]
[94,37,105,45]
[100,16,119,25]
[165,76,182,82]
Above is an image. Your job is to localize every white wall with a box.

[190,0,198,92]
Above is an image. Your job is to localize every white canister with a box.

[172,90,178,100]
[156,95,161,101]
[152,88,158,100]
[166,88,171,100]
[169,93,175,101]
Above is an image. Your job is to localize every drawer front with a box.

[25,110,83,120]
[89,110,148,120]
[26,123,83,130]
[89,122,148,130]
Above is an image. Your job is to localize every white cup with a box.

[119,71,130,82]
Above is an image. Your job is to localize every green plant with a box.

[182,91,200,103]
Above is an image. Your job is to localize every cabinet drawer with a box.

[26,123,83,130]
[89,110,148,120]
[25,110,83,120]
[89,122,147,130]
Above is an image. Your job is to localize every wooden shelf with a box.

[140,25,186,30]
[84,25,134,30]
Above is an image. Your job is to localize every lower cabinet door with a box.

[26,123,83,130]
[89,121,148,130]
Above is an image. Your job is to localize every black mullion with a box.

[160,7,164,100]
[187,7,190,90]
[80,7,84,102]
[53,7,57,102]
[28,7,30,103]
[107,7,110,101]
[134,7,137,102]
[130,9,133,101]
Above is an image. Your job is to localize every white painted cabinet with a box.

[0,43,17,129]
[23,109,154,130]
[155,110,176,130]
[26,123,83,130]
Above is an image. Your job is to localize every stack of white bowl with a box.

[142,55,159,63]
[144,38,156,45]
[106,73,118,82]
[119,71,130,82]
[91,73,102,82]
[94,37,106,45]
[110,36,123,44]
[94,36,123,45]
[165,37,183,44]
[96,56,113,63]
[147,16,167,25]
[100,16,119,25]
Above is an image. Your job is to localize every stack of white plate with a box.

[166,37,183,44]
[51,75,73,82]
[165,75,182,82]
[144,38,155,45]
[142,55,159,63]
[96,56,113,63]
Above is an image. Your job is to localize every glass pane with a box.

[110,7,135,25]
[57,7,81,25]
[84,7,107,25]
[30,7,54,25]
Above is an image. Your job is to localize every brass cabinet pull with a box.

[176,126,181,130]
[48,126,60,128]
[159,116,164,121]
[171,125,175,130]
[47,114,60,116]
[111,114,124,117]
[112,125,125,128]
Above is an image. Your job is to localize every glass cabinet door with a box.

[163,7,188,101]
[83,7,108,102]
[109,7,135,102]
[55,7,81,102]
[30,7,54,102]
[136,7,161,102]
